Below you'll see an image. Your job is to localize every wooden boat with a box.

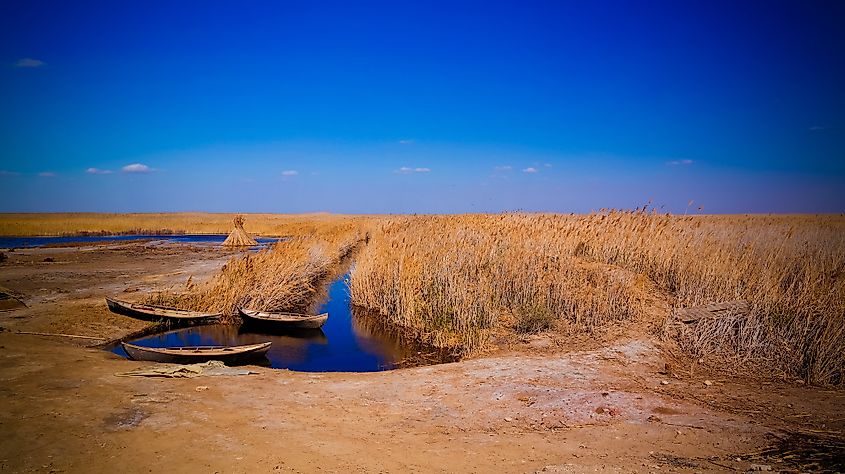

[106,297,221,323]
[121,341,271,364]
[238,307,329,329]
[674,300,750,324]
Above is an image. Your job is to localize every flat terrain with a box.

[0,212,362,237]
[1,242,843,473]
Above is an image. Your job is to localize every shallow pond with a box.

[0,234,279,249]
[111,274,432,372]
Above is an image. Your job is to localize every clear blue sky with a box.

[1,1,843,213]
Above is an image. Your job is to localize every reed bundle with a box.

[222,215,258,247]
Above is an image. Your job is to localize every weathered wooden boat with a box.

[674,300,750,324]
[121,341,272,364]
[106,297,221,323]
[238,308,329,329]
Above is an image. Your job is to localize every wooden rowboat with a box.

[106,297,221,323]
[121,341,271,364]
[239,308,329,329]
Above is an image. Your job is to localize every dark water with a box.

[0,234,279,249]
[111,274,426,372]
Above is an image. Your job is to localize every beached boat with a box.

[238,308,329,329]
[121,341,271,364]
[106,297,221,323]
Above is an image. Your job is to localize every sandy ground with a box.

[0,242,843,473]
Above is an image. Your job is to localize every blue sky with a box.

[1,1,843,213]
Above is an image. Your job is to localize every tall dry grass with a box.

[149,219,369,321]
[558,211,845,384]
[350,212,845,384]
[351,214,653,357]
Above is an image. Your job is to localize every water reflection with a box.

[236,327,328,367]
[350,306,458,367]
[350,307,412,361]
[112,272,447,372]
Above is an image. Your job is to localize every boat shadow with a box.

[237,324,328,344]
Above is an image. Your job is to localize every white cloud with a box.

[0,170,21,177]
[281,170,299,176]
[14,58,45,68]
[122,163,152,173]
[397,166,431,174]
[86,167,113,175]
[666,159,694,166]
[38,172,56,177]
[398,139,415,145]
[544,163,553,168]
[522,167,538,173]
[809,125,825,131]
[494,165,513,171]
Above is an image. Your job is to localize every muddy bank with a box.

[0,242,233,340]
[0,242,843,473]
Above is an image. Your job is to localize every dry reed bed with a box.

[23,211,841,383]
[0,212,370,237]
[351,215,652,357]
[350,212,845,384]
[149,220,368,322]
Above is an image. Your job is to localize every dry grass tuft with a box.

[512,305,556,335]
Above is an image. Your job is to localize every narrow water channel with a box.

[111,273,422,372]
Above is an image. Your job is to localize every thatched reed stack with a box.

[223,215,258,247]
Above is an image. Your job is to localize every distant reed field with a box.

[0,212,368,237]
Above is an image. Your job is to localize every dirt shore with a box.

[1,242,842,473]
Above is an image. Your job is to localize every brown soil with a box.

[0,242,842,473]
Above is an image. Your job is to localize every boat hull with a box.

[121,342,271,365]
[106,297,220,323]
[239,308,329,329]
